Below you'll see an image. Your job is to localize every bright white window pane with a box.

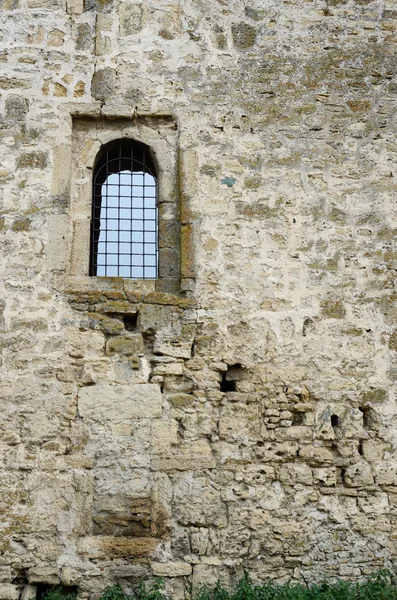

[144,197,156,208]
[132,231,143,242]
[145,188,156,198]
[144,255,156,266]
[145,232,156,243]
[144,173,155,184]
[97,266,106,276]
[107,255,118,265]
[132,267,143,278]
[145,266,156,278]
[120,220,131,231]
[106,196,118,208]
[120,243,130,254]
[97,254,106,265]
[132,243,143,254]
[119,231,131,242]
[108,219,118,230]
[145,221,156,231]
[132,197,143,208]
[106,266,118,276]
[133,173,144,184]
[133,220,144,231]
[132,209,143,219]
[132,255,143,266]
[144,209,156,220]
[106,184,119,195]
[106,242,118,253]
[120,209,131,219]
[145,243,156,254]
[106,231,118,241]
[98,242,106,253]
[120,172,132,185]
[119,266,130,277]
[119,197,131,208]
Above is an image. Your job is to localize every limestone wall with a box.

[1,0,397,598]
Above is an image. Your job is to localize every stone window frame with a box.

[50,104,195,297]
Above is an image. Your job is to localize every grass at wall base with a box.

[37,570,397,600]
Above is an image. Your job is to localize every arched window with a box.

[90,139,158,279]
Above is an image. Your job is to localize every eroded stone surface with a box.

[1,0,397,598]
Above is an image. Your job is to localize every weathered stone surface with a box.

[91,67,116,101]
[151,562,192,577]
[105,333,144,356]
[78,383,162,420]
[77,536,158,558]
[2,0,397,594]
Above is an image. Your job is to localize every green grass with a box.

[39,571,397,600]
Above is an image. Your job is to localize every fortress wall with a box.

[1,0,397,597]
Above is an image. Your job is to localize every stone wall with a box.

[1,0,397,598]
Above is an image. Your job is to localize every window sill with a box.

[55,275,195,312]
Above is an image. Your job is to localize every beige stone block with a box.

[119,3,143,36]
[278,462,313,485]
[70,219,90,276]
[105,334,144,356]
[0,585,20,600]
[28,0,65,6]
[21,586,37,600]
[154,327,195,359]
[47,214,69,272]
[344,462,374,487]
[375,464,397,486]
[28,567,60,584]
[153,362,183,376]
[151,562,192,577]
[67,0,84,14]
[152,440,216,471]
[78,383,162,421]
[77,536,158,558]
[298,445,334,465]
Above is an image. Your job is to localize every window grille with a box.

[90,139,158,279]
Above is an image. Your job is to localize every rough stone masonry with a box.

[1,0,397,598]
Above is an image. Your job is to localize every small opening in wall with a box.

[123,313,138,331]
[220,363,243,393]
[331,414,340,429]
[358,440,364,456]
[36,585,78,599]
[292,412,305,426]
[359,406,373,429]
[340,468,347,485]
[220,372,236,392]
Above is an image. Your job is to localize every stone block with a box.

[278,462,313,485]
[91,68,116,101]
[105,334,144,356]
[138,304,180,334]
[67,0,84,13]
[17,151,48,169]
[78,383,162,420]
[344,462,374,487]
[77,536,158,558]
[0,585,19,600]
[28,567,60,584]
[5,94,28,118]
[28,0,65,6]
[119,3,142,35]
[151,562,192,577]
